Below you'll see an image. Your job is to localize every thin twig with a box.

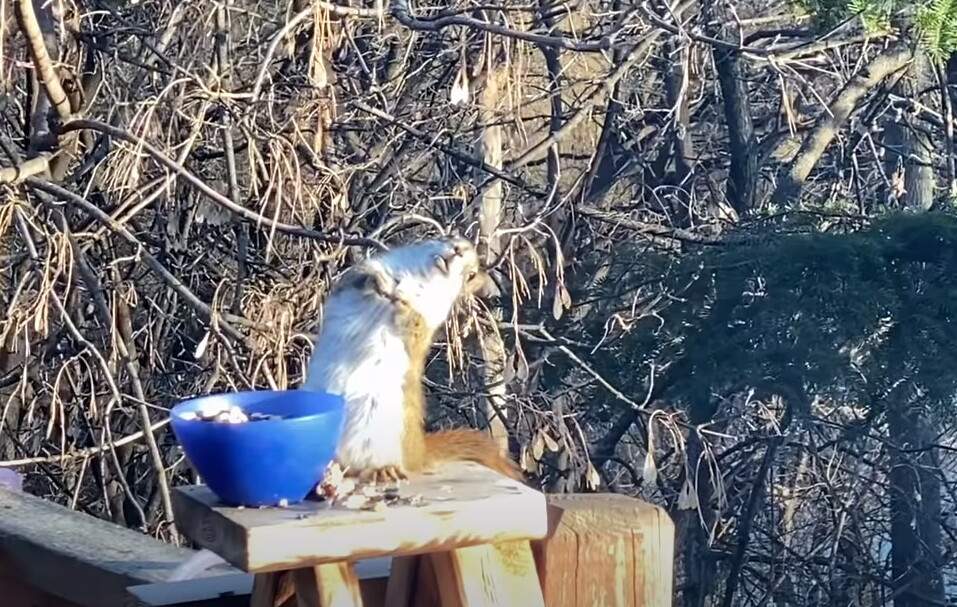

[351,101,538,192]
[391,0,615,52]
[24,178,258,341]
[537,327,648,412]
[0,418,172,466]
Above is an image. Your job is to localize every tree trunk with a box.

[887,394,944,607]
[475,48,510,453]
[677,396,719,607]
[883,50,936,209]
[884,56,944,601]
[703,3,756,216]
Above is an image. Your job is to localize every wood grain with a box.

[293,563,364,607]
[250,572,279,607]
[530,493,675,607]
[172,462,548,572]
[428,540,545,607]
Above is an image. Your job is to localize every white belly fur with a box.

[301,289,408,470]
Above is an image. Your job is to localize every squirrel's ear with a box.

[335,267,397,300]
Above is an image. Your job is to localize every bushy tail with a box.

[424,429,523,481]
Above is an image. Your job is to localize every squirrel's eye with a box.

[466,271,477,280]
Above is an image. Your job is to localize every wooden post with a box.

[428,540,544,607]
[531,493,675,607]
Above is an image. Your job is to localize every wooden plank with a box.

[382,556,417,607]
[172,462,547,572]
[428,540,545,607]
[0,486,231,607]
[412,552,442,607]
[250,573,279,607]
[530,493,675,607]
[126,558,391,607]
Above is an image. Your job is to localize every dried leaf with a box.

[542,431,559,452]
[311,54,328,88]
[642,449,658,485]
[585,462,601,491]
[559,283,572,308]
[194,331,210,359]
[677,478,698,510]
[511,349,529,382]
[552,282,572,320]
[643,422,657,485]
[450,65,469,105]
[552,288,564,320]
[520,446,534,472]
[532,431,545,460]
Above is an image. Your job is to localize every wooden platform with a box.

[130,492,677,607]
[171,462,548,573]
[0,468,675,607]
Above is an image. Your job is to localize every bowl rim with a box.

[169,389,345,426]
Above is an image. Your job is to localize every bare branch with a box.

[14,0,72,124]
[57,119,384,250]
[772,40,914,206]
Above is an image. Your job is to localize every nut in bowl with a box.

[170,390,345,508]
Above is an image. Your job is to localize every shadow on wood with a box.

[0,486,234,607]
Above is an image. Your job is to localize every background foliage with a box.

[2,0,956,605]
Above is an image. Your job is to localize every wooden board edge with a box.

[171,489,252,572]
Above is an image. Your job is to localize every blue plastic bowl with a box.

[170,390,345,507]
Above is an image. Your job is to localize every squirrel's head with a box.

[369,235,495,331]
[432,236,498,299]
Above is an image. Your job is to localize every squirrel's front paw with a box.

[353,465,408,485]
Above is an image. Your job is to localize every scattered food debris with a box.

[314,461,428,511]
[342,494,369,509]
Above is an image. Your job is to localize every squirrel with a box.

[301,235,522,484]
[177,237,522,607]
